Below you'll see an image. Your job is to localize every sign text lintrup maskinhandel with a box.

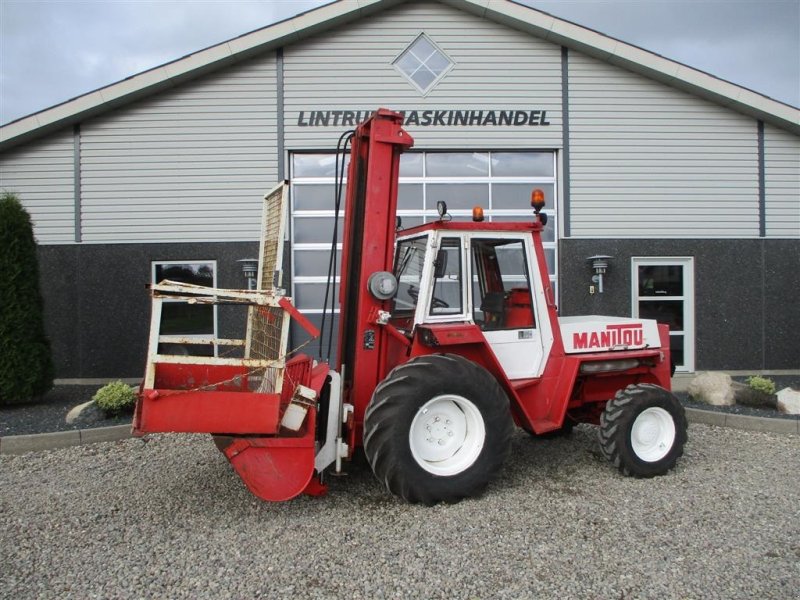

[297,109,551,127]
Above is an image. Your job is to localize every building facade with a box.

[1,0,798,380]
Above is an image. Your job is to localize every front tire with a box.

[599,383,687,477]
[364,354,513,505]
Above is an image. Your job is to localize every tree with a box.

[0,192,54,404]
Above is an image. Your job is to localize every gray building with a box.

[1,0,798,380]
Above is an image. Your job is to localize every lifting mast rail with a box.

[336,109,414,439]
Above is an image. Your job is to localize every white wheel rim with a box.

[630,407,676,462]
[409,395,485,476]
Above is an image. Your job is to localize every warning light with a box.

[531,188,545,213]
[472,206,485,222]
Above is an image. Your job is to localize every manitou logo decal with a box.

[573,324,644,350]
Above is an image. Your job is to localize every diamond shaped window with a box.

[393,34,454,94]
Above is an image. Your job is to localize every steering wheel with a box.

[430,296,450,309]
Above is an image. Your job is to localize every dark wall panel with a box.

[559,239,799,371]
[38,241,258,379]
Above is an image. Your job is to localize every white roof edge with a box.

[2,0,798,150]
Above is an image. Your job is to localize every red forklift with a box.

[134,109,687,504]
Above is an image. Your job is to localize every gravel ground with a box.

[1,424,798,599]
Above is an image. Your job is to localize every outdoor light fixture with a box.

[587,255,613,294]
[238,258,259,290]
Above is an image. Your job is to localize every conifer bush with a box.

[0,192,54,405]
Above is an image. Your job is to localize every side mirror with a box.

[433,248,449,279]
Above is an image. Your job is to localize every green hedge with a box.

[0,192,54,404]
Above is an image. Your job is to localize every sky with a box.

[1,0,798,126]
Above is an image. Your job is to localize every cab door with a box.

[470,236,544,379]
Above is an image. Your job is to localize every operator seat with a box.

[480,292,506,329]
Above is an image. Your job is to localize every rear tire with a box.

[599,383,687,477]
[364,354,513,505]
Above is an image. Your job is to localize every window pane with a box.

[492,183,555,211]
[154,263,214,287]
[397,215,425,231]
[411,69,437,91]
[294,249,340,277]
[427,183,489,210]
[638,265,684,296]
[491,214,556,242]
[639,300,684,330]
[400,153,423,176]
[491,152,553,177]
[471,239,534,330]
[293,217,343,243]
[294,282,337,310]
[392,236,428,317]
[293,154,349,178]
[544,248,556,276]
[291,314,340,363]
[669,334,685,368]
[398,183,423,210]
[426,153,490,177]
[293,185,336,211]
[430,239,462,316]
[160,303,214,335]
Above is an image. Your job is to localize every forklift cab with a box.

[390,225,555,379]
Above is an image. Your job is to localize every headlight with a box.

[367,271,398,300]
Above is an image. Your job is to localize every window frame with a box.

[392,32,455,96]
[151,260,219,357]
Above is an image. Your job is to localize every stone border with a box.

[0,409,797,455]
[684,408,799,434]
[0,425,132,455]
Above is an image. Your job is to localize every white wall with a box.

[764,124,800,238]
[78,56,278,243]
[0,130,75,244]
[568,52,760,238]
[284,0,563,151]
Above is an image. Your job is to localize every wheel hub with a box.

[630,407,676,462]
[409,395,485,476]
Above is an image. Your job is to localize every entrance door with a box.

[632,257,695,372]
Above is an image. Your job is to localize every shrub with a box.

[93,381,137,415]
[0,192,54,405]
[746,375,776,395]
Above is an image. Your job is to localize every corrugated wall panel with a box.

[80,56,278,243]
[764,124,800,238]
[569,53,759,238]
[284,0,563,150]
[0,130,75,244]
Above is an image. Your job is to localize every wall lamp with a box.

[237,258,259,290]
[587,255,613,294]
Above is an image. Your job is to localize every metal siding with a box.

[80,56,279,243]
[568,53,760,238]
[764,124,800,238]
[0,130,75,244]
[284,0,563,149]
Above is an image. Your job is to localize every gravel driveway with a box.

[1,424,798,599]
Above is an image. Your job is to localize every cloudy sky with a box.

[1,0,798,126]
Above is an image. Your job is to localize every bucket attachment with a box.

[133,182,338,502]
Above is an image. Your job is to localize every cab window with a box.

[471,239,535,330]
[429,238,463,316]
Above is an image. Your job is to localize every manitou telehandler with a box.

[134,109,687,504]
